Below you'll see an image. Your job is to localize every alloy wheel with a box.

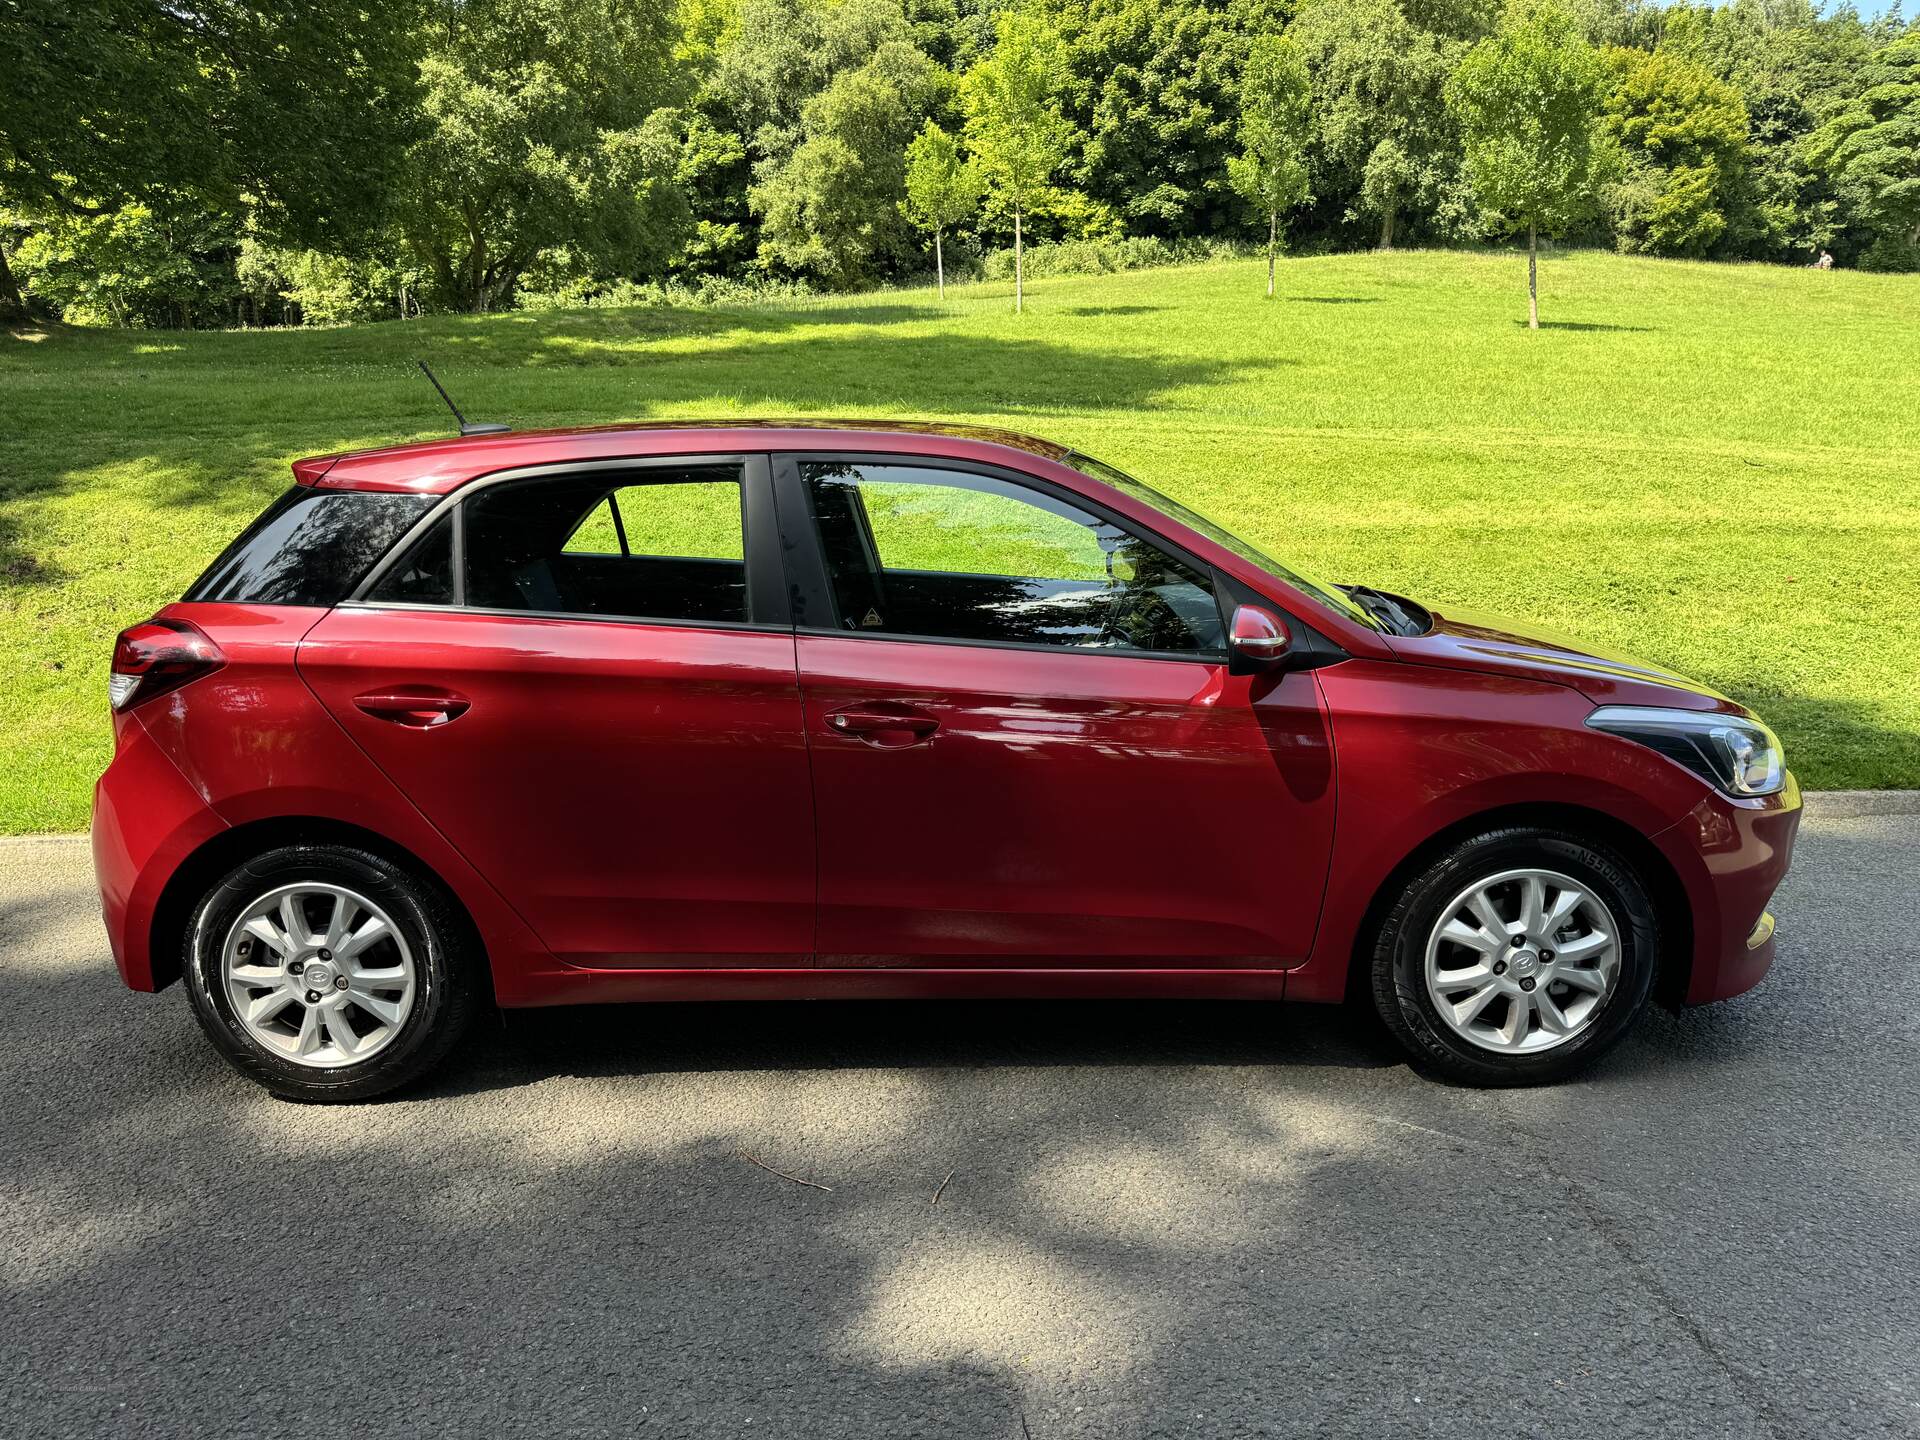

[1423,867,1620,1055]
[220,883,418,1068]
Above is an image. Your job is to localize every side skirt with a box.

[494,966,1296,1007]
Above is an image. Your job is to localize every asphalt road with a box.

[2,798,1916,1440]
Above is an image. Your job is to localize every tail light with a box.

[109,619,224,710]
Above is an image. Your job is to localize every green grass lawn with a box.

[3,247,1917,831]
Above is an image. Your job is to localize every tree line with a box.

[2,0,1915,330]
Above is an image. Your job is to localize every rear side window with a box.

[463,465,748,624]
[186,488,435,606]
[562,481,745,561]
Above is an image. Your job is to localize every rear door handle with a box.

[353,687,470,729]
[826,704,940,748]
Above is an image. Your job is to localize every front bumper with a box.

[1651,770,1802,1005]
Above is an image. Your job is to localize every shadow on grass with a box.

[0,317,1271,596]
[1513,319,1656,333]
[1288,296,1382,305]
[0,513,65,589]
[1061,305,1167,317]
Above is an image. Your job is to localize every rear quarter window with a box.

[185,488,436,606]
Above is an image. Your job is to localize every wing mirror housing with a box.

[1228,604,1293,673]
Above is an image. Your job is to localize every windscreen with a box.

[1066,452,1379,630]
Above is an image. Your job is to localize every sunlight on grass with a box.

[2,248,1916,829]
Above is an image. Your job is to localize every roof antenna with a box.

[416,360,511,436]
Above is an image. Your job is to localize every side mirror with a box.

[1228,604,1293,673]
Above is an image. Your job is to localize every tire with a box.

[182,844,478,1102]
[1370,826,1659,1086]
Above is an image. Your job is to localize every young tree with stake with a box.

[1445,0,1610,328]
[1228,35,1314,298]
[902,121,983,300]
[962,11,1072,313]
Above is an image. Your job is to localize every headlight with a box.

[1585,705,1785,797]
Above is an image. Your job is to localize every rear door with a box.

[776,453,1337,969]
[298,455,817,968]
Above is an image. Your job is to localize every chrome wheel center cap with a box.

[303,961,335,991]
[1510,950,1540,978]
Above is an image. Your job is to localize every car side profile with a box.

[93,420,1800,1101]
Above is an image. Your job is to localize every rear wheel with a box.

[183,844,477,1102]
[1370,827,1659,1086]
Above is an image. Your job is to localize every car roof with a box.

[292,419,1077,494]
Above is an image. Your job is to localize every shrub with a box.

[514,272,817,311]
[978,234,1249,281]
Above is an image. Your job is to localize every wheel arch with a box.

[147,816,494,1001]
[1343,801,1693,1009]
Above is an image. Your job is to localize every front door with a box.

[776,454,1337,968]
[299,455,816,968]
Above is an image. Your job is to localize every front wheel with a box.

[1370,827,1660,1086]
[183,844,478,1102]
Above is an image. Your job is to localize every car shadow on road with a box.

[421,996,1405,1100]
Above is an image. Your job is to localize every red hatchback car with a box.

[94,421,1799,1100]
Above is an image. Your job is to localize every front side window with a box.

[801,462,1224,655]
[187,488,435,606]
[463,465,747,623]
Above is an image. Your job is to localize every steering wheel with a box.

[1093,571,1182,650]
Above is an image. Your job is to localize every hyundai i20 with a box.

[93,421,1799,1100]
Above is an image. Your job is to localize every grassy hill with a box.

[3,247,1916,831]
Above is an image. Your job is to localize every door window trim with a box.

[770,450,1232,664]
[343,453,790,631]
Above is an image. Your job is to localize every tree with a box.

[1601,45,1750,258]
[1041,0,1281,239]
[398,0,692,312]
[0,0,421,323]
[903,121,985,298]
[7,200,240,328]
[1227,35,1314,296]
[1446,0,1612,327]
[1293,0,1483,251]
[699,0,924,282]
[963,10,1074,312]
[1805,35,1920,270]
[752,39,951,287]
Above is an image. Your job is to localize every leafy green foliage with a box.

[1446,0,1614,323]
[962,10,1076,307]
[398,0,692,312]
[978,233,1246,279]
[236,240,431,327]
[1448,0,1611,240]
[903,121,985,292]
[1601,45,1750,257]
[1806,35,1920,271]
[0,0,422,319]
[1227,35,1314,290]
[904,122,986,237]
[1294,0,1482,248]
[963,12,1075,232]
[752,40,953,287]
[4,0,1919,327]
[1042,0,1279,238]
[9,202,241,329]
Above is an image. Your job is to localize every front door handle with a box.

[353,687,470,729]
[826,704,940,748]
